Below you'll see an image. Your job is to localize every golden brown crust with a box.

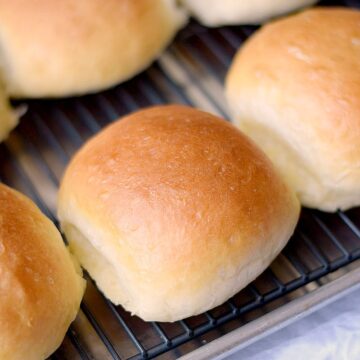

[0,0,186,98]
[226,7,360,211]
[59,105,299,321]
[0,183,85,360]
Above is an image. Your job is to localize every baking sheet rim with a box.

[180,265,360,360]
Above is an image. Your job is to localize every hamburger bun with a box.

[0,183,85,359]
[58,105,299,322]
[0,0,186,98]
[226,7,360,211]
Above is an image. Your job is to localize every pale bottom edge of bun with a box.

[63,223,125,305]
[61,220,292,322]
[232,118,360,212]
[0,75,20,141]
[43,296,85,360]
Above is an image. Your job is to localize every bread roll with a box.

[58,105,299,322]
[0,0,186,98]
[179,0,317,26]
[0,183,85,360]
[226,7,360,212]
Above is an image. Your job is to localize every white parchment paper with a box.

[225,288,360,360]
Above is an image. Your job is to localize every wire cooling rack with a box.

[2,0,360,358]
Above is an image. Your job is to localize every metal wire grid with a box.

[1,0,359,358]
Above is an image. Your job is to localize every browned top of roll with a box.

[60,105,294,260]
[227,7,360,164]
[0,0,185,98]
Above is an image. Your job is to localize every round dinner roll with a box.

[226,7,360,212]
[58,105,299,322]
[179,0,317,26]
[0,0,186,98]
[0,183,85,360]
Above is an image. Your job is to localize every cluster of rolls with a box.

[0,0,315,141]
[59,3,360,321]
[2,0,360,359]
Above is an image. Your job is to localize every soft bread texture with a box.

[0,183,85,360]
[0,0,186,98]
[226,7,360,212]
[0,77,18,142]
[180,0,317,26]
[58,105,299,322]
